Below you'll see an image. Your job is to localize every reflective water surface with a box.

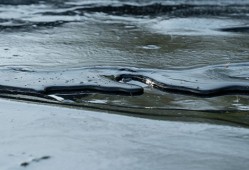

[0,0,249,126]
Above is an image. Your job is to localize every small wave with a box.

[219,26,249,33]
[0,19,68,31]
[42,3,249,18]
[1,62,249,99]
[0,2,248,33]
[0,0,66,5]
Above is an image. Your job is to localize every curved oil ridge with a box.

[0,62,249,99]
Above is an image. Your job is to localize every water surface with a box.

[0,0,249,126]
